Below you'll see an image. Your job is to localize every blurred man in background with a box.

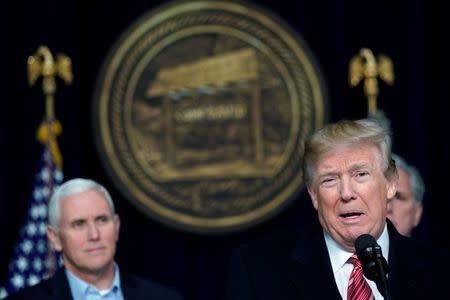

[387,154,424,237]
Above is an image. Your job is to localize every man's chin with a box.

[79,260,114,275]
[341,227,372,247]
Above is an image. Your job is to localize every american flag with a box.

[0,148,63,299]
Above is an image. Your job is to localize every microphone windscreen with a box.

[354,234,390,297]
[355,234,377,256]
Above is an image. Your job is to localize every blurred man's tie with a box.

[347,254,374,300]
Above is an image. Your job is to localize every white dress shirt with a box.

[323,223,390,300]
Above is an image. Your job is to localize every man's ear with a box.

[386,178,397,200]
[413,204,423,227]
[47,225,62,252]
[113,214,120,242]
[307,185,319,210]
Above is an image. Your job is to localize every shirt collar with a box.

[324,222,390,274]
[65,263,122,299]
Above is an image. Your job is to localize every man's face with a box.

[387,168,423,237]
[48,189,120,277]
[307,144,396,252]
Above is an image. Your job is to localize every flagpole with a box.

[0,46,73,298]
[29,45,72,276]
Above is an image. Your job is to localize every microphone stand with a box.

[373,247,392,300]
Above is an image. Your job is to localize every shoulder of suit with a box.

[3,275,58,299]
[5,269,69,299]
[391,227,450,268]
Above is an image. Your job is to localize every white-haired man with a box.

[6,178,182,300]
[387,154,424,237]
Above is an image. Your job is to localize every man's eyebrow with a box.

[95,214,112,219]
[348,162,371,172]
[317,171,339,178]
[318,162,370,174]
[69,218,86,224]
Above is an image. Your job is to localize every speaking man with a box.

[227,118,450,300]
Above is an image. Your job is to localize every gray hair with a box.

[48,178,115,229]
[391,154,425,203]
[303,118,396,186]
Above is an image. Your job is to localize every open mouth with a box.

[340,212,363,218]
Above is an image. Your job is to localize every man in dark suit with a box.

[227,118,450,300]
[6,178,182,300]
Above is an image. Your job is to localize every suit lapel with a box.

[387,221,424,299]
[46,269,74,299]
[287,222,342,300]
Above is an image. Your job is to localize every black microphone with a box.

[355,234,391,300]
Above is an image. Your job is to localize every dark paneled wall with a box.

[1,1,448,299]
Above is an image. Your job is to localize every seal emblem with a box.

[92,0,328,233]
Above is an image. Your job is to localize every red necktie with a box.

[347,254,374,300]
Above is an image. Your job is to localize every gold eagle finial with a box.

[349,48,394,116]
[27,46,73,94]
[27,46,72,169]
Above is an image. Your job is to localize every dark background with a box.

[1,0,449,299]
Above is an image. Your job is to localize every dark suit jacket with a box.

[6,268,182,300]
[227,219,450,300]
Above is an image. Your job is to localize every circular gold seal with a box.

[92,0,328,233]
